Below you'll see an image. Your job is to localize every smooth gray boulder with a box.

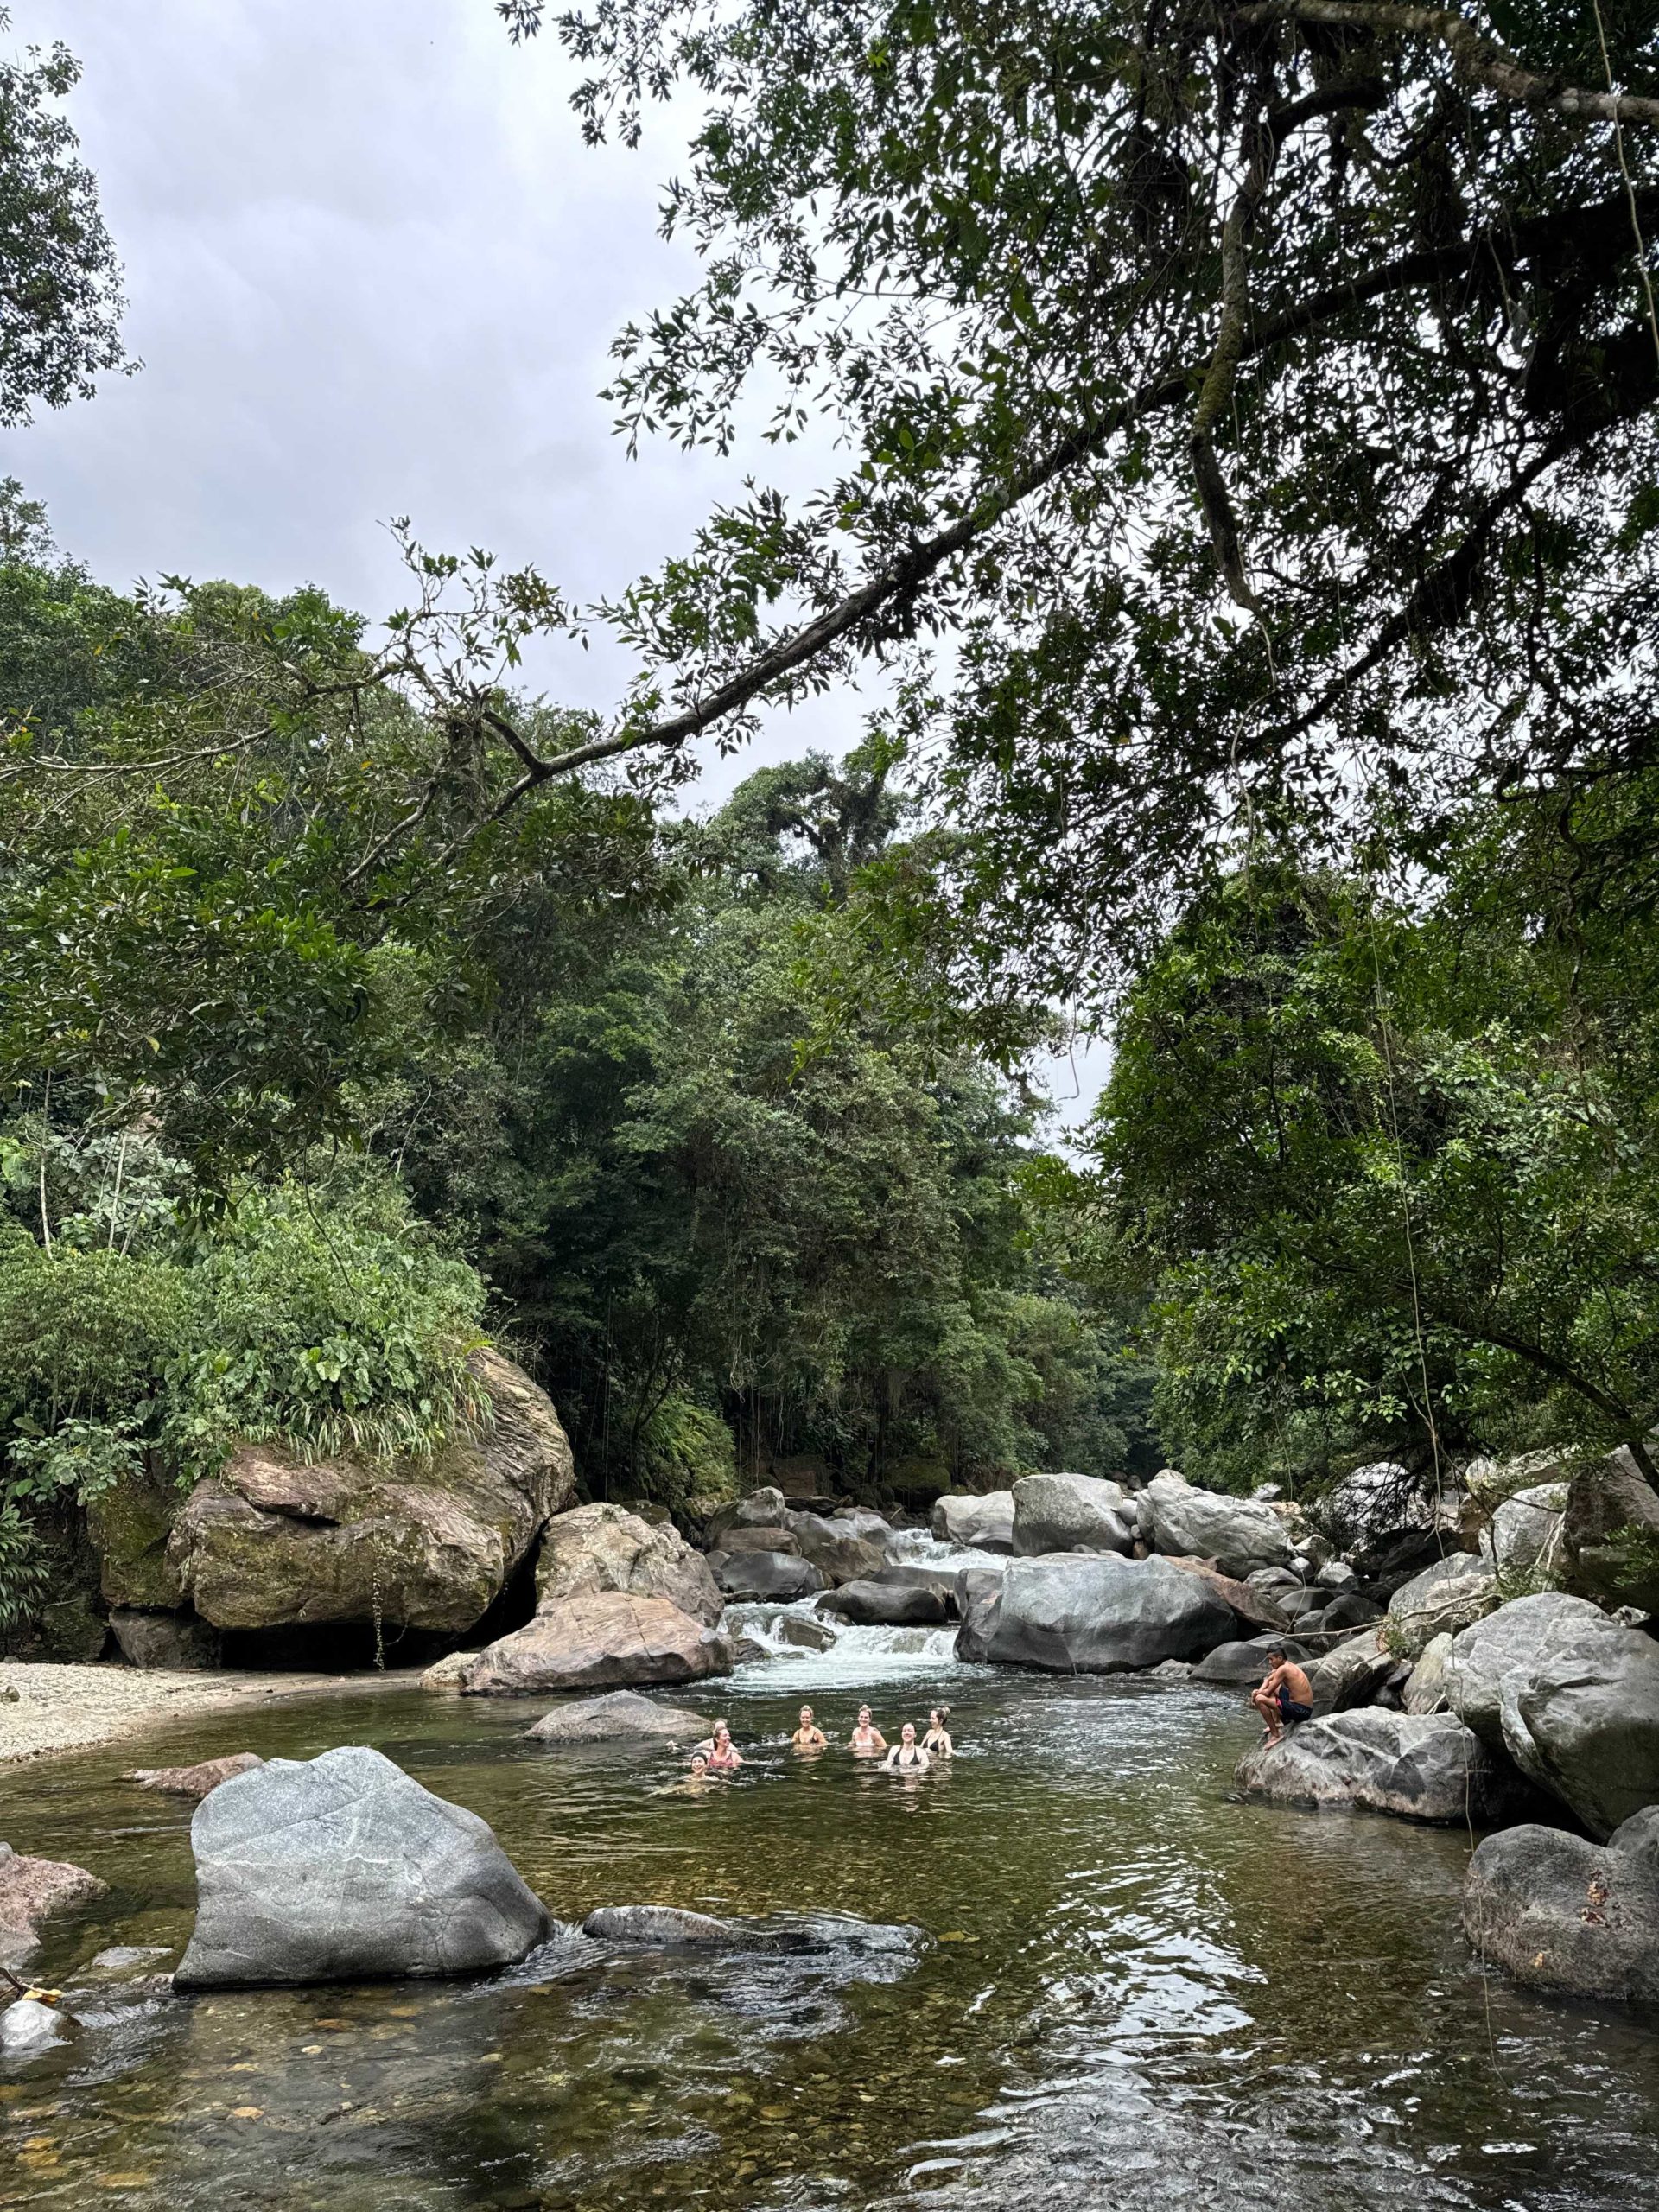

[584,1903,740,1948]
[774,1611,837,1650]
[1306,1628,1396,1714]
[873,1562,962,1610]
[1480,1483,1568,1584]
[1,1997,71,2051]
[449,1591,734,1696]
[954,1567,1004,1661]
[1192,1634,1308,1686]
[709,1548,825,1602]
[819,1579,947,1627]
[786,1512,888,1584]
[930,1491,1015,1552]
[1318,1590,1385,1633]
[1386,1552,1497,1658]
[715,1523,802,1557]
[1464,1806,1659,2003]
[1143,1473,1295,1579]
[524,1690,710,1744]
[1236,1708,1529,1824]
[1561,1446,1659,1613]
[986,1554,1236,1673]
[1403,1631,1453,1715]
[174,1746,551,1987]
[1010,1471,1134,1557]
[1446,1592,1659,1836]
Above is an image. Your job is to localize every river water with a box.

[3,1597,1657,2212]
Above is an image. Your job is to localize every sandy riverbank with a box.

[0,1660,426,1765]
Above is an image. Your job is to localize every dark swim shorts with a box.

[1276,1688,1313,1722]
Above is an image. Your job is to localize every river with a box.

[3,1586,1657,2211]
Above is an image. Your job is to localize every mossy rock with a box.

[87,1468,185,1611]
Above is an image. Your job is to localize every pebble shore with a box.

[0,1661,424,1764]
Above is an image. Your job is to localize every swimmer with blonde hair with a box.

[791,1704,828,1751]
[848,1706,887,1756]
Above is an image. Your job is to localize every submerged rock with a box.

[174,1745,550,1987]
[0,1997,72,2051]
[583,1903,741,1948]
[819,1579,948,1627]
[450,1590,734,1696]
[1464,1806,1659,2004]
[0,1843,108,1970]
[1010,1472,1134,1557]
[582,1903,923,1956]
[1235,1708,1528,1824]
[535,1501,722,1628]
[525,1689,710,1744]
[1143,1473,1295,1580]
[709,1548,825,1602]
[930,1491,1015,1553]
[986,1554,1236,1673]
[125,1751,264,1799]
[166,1348,575,1637]
[1445,1592,1659,1838]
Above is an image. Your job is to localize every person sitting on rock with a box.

[706,1720,744,1771]
[791,1705,828,1751]
[923,1706,953,1758]
[1250,1651,1313,1744]
[848,1706,887,1755]
[881,1722,931,1773]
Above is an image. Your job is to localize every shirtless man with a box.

[791,1704,828,1751]
[1250,1650,1313,1744]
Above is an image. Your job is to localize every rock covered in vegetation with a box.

[87,1466,187,1611]
[1445,1592,1659,1838]
[1561,1446,1659,1614]
[534,1502,721,1627]
[524,1689,710,1744]
[107,1606,221,1670]
[1235,1709,1527,1824]
[166,1348,575,1636]
[1142,1472,1295,1580]
[1385,1552,1497,1658]
[1011,1471,1135,1556]
[931,1491,1015,1552]
[174,1746,550,1986]
[1465,1807,1659,2003]
[709,1548,825,1601]
[819,1579,948,1627]
[448,1590,734,1696]
[986,1554,1236,1673]
[125,1751,264,1798]
[0,1843,108,1969]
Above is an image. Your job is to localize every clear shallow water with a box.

[3,1637,1656,2212]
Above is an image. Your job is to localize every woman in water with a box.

[923,1707,954,1758]
[882,1722,931,1772]
[706,1720,744,1771]
[791,1705,828,1751]
[848,1706,887,1755]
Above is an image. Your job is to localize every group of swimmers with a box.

[679,1703,955,1782]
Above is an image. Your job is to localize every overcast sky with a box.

[1,0,1107,1134]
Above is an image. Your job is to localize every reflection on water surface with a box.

[3,1659,1656,2211]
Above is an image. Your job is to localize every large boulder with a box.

[1480,1483,1568,1585]
[1561,1446,1659,1613]
[1192,1634,1309,1686]
[447,1590,733,1696]
[1168,1557,1294,1633]
[1463,1807,1659,2003]
[1403,1631,1453,1715]
[954,1567,1004,1661]
[535,1502,722,1628]
[715,1523,803,1556]
[524,1689,710,1744]
[1385,1552,1497,1659]
[818,1579,948,1627]
[704,1487,790,1543]
[107,1605,222,1670]
[1011,1472,1134,1557]
[1306,1627,1397,1714]
[1445,1592,1659,1837]
[1143,1473,1295,1580]
[167,1349,575,1636]
[87,1465,186,1609]
[0,1843,108,1970]
[174,1746,551,1987]
[709,1548,825,1602]
[986,1554,1236,1673]
[785,1512,889,1584]
[1235,1709,1529,1824]
[930,1491,1015,1553]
